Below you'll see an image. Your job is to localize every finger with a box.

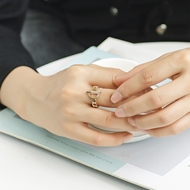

[88,64,126,88]
[90,63,126,74]
[67,64,125,91]
[114,62,152,86]
[144,112,190,138]
[65,122,133,146]
[115,76,188,117]
[85,87,153,116]
[111,52,182,103]
[80,105,137,132]
[85,88,120,108]
[127,95,190,130]
[114,52,172,86]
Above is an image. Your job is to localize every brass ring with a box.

[86,86,101,108]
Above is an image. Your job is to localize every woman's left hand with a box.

[111,48,190,137]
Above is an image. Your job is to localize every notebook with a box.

[0,38,190,190]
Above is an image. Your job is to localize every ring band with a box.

[86,86,101,108]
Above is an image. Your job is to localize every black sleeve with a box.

[0,0,36,87]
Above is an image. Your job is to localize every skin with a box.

[111,48,190,138]
[0,64,139,147]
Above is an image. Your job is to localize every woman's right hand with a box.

[0,64,136,146]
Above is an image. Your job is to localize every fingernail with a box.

[127,118,136,127]
[115,107,126,117]
[111,91,122,103]
[123,134,132,143]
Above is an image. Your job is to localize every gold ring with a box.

[86,86,101,108]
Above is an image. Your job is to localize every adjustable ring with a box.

[86,86,101,108]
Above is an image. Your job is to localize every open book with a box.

[0,38,190,190]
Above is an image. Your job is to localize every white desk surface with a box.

[1,42,190,190]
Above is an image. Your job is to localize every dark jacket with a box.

[30,0,190,46]
[0,0,190,89]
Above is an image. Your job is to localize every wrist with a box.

[0,66,45,118]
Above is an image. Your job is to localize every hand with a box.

[1,64,136,146]
[111,48,190,137]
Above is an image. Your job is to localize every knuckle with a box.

[91,134,123,146]
[149,92,163,107]
[63,123,77,137]
[114,68,123,74]
[103,113,115,127]
[150,131,162,138]
[125,105,136,116]
[61,86,72,96]
[63,106,76,117]
[61,85,79,98]
[158,111,172,126]
[113,137,124,146]
[92,135,104,146]
[170,49,190,68]
[141,69,153,85]
[113,69,124,82]
[117,104,137,119]
[169,125,181,135]
[68,65,87,77]
[178,49,190,63]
